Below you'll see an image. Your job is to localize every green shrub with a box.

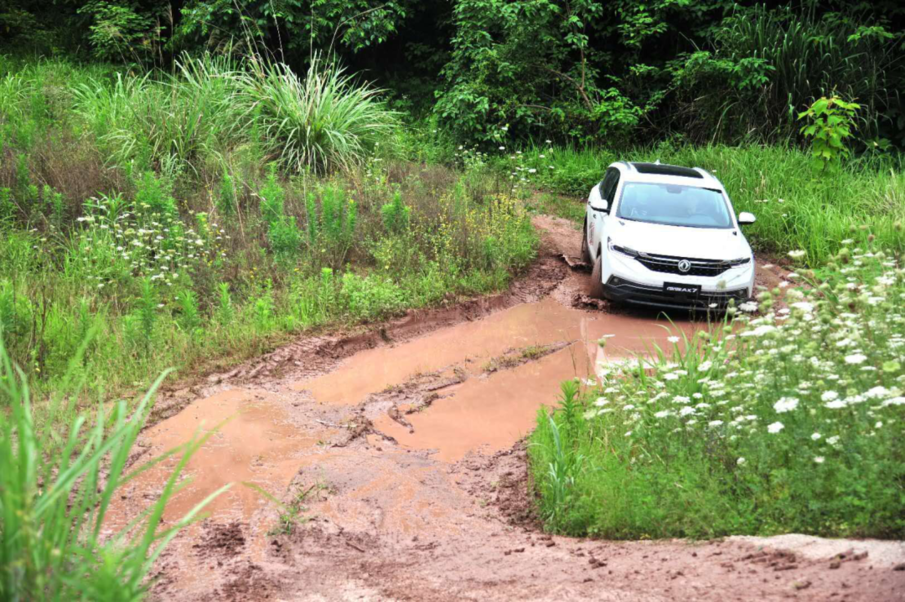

[258,169,285,226]
[218,170,237,217]
[269,216,302,259]
[530,237,905,539]
[216,282,234,326]
[290,267,338,327]
[340,273,407,321]
[381,190,411,234]
[175,288,201,333]
[134,171,176,218]
[305,184,357,269]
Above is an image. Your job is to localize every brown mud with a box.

[108,214,904,601]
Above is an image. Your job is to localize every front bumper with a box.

[603,276,750,311]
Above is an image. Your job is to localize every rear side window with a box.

[605,171,620,202]
[600,168,619,210]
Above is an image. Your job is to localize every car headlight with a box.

[725,257,752,268]
[607,238,641,258]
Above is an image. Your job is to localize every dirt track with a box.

[105,215,905,601]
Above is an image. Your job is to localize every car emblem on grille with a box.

[677,259,692,273]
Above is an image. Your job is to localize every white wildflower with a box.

[773,397,799,413]
[864,386,890,399]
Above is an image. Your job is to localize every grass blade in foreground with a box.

[0,339,230,600]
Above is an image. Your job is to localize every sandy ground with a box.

[104,213,905,601]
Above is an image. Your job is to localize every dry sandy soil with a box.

[104,214,905,601]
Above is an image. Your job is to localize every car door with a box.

[588,168,618,260]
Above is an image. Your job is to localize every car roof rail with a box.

[630,162,703,179]
[693,167,717,182]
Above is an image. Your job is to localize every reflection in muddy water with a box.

[297,298,697,407]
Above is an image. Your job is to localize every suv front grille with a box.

[637,254,736,277]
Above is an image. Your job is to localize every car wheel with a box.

[588,248,605,299]
[581,219,591,263]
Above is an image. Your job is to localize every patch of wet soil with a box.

[104,214,902,602]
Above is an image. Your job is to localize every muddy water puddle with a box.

[296,297,695,406]
[109,297,702,537]
[297,297,703,461]
[107,389,332,531]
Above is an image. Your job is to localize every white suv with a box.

[582,161,756,310]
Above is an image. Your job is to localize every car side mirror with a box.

[738,212,756,225]
[590,199,608,213]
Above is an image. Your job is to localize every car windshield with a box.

[616,183,733,229]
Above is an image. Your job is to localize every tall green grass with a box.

[0,339,228,600]
[68,53,397,176]
[696,5,904,143]
[73,55,246,177]
[241,56,399,173]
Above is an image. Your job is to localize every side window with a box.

[601,169,620,212]
[600,169,615,202]
[606,169,619,207]
[597,173,610,199]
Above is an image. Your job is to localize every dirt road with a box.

[106,215,905,601]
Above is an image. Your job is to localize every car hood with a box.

[611,219,750,260]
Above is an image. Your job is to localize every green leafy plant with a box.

[798,96,861,170]
[381,190,411,234]
[305,184,357,269]
[218,170,237,217]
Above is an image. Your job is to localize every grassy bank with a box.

[493,144,905,264]
[0,57,537,408]
[530,237,905,539]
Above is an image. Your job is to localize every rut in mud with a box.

[106,215,905,602]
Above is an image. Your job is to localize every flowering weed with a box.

[531,237,905,538]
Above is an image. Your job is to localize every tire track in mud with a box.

[107,215,903,602]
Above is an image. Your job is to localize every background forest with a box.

[3,0,904,149]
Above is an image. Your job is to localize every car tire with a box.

[588,249,605,299]
[581,219,591,264]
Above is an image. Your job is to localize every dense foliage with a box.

[530,239,905,538]
[0,57,537,401]
[3,1,904,148]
